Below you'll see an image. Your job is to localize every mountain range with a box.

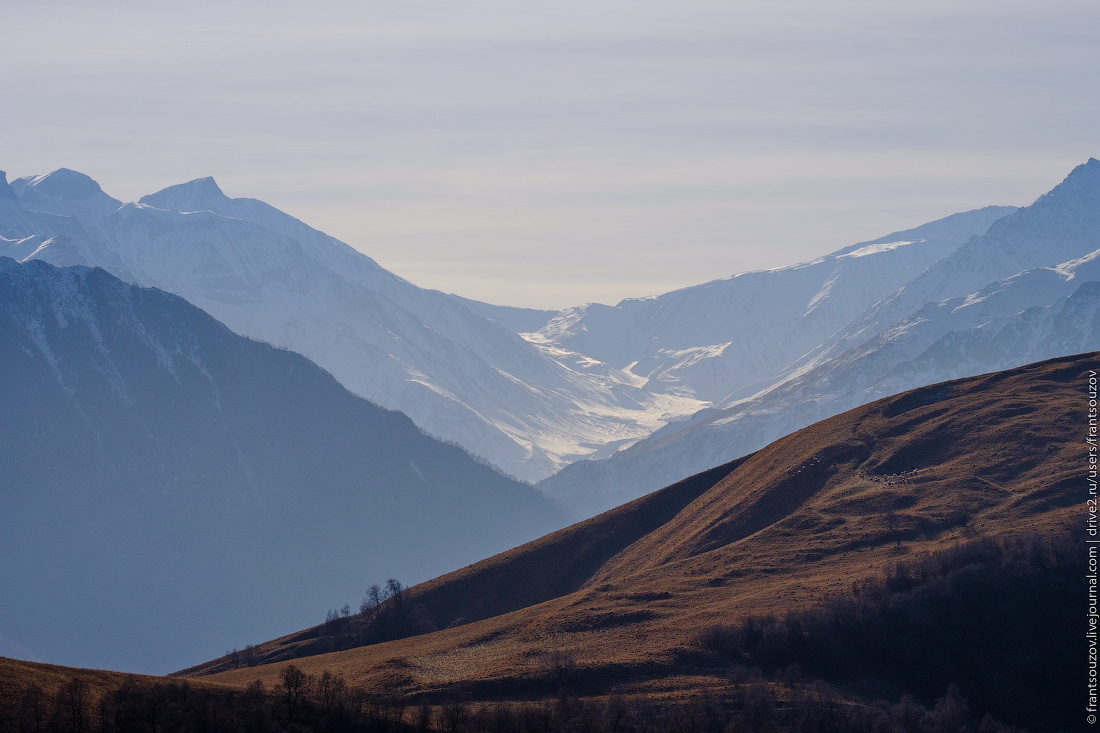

[2,170,703,484]
[0,156,1093,728]
[538,158,1100,514]
[3,168,1031,494]
[6,160,1099,518]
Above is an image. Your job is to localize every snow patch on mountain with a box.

[837,240,914,258]
[528,207,1013,409]
[0,162,1036,498]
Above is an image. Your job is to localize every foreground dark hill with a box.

[0,257,569,674]
[193,353,1084,729]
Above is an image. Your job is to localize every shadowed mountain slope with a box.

[180,459,747,674]
[5,170,704,483]
[190,352,1084,707]
[0,258,569,675]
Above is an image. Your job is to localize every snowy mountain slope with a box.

[6,173,701,482]
[3,162,1055,503]
[0,256,570,673]
[452,294,558,334]
[2,171,132,275]
[12,168,123,227]
[539,160,1100,515]
[529,206,1014,405]
[542,278,1100,517]
[800,158,1100,368]
[0,171,86,242]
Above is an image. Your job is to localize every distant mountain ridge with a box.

[2,171,704,483]
[2,167,1015,488]
[528,206,1014,406]
[10,160,1091,518]
[539,158,1100,515]
[0,256,569,674]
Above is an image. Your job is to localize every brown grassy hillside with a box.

[187,353,1087,704]
[0,657,234,730]
[0,657,147,710]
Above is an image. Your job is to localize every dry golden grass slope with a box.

[0,656,234,726]
[0,657,144,708]
[187,352,1087,701]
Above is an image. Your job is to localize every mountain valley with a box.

[0,160,1094,730]
[539,159,1100,515]
[176,352,1085,731]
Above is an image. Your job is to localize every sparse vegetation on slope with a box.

[185,353,1087,731]
[693,532,1078,731]
[182,460,745,675]
[0,656,1030,732]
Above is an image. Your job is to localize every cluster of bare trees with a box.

[1,665,1031,733]
[9,678,90,733]
[694,531,1078,732]
[272,665,414,730]
[319,579,406,635]
[225,644,260,669]
[359,580,405,622]
[314,680,1020,733]
[8,675,998,733]
[313,579,434,650]
[222,579,425,673]
[1,670,415,733]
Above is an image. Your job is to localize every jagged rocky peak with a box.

[1059,156,1100,194]
[139,176,228,212]
[974,156,1100,253]
[0,171,17,200]
[1025,157,1100,212]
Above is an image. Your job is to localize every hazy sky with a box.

[5,1,1098,308]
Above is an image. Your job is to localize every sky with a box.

[4,1,1099,309]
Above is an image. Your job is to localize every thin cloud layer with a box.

[5,1,1098,307]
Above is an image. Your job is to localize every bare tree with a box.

[280,664,311,724]
[361,584,384,619]
[54,677,90,733]
[387,578,407,623]
[18,683,45,733]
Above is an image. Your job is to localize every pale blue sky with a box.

[5,1,1098,308]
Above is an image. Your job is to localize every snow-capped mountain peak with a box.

[529,205,1015,406]
[20,168,106,201]
[10,159,1087,502]
[537,160,1100,516]
[139,176,229,213]
[12,168,123,228]
[6,171,706,481]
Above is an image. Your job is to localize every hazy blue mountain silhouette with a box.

[0,257,569,674]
